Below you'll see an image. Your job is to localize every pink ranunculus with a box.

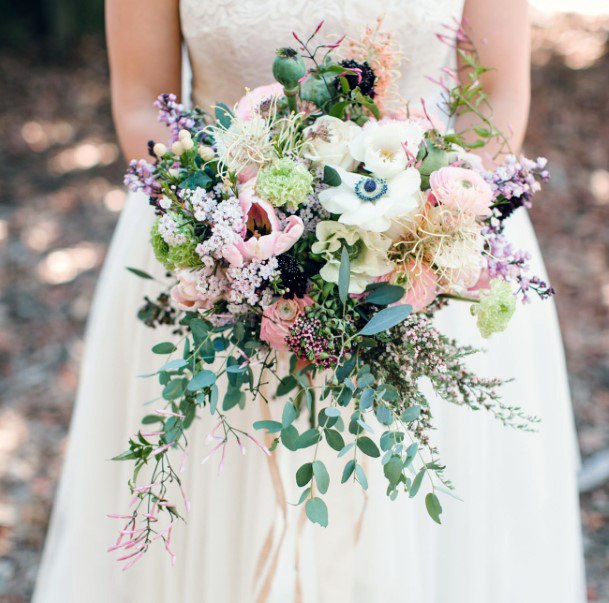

[377,261,438,312]
[222,181,304,267]
[235,83,284,121]
[260,295,314,351]
[430,166,494,217]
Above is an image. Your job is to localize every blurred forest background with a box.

[0,1,609,601]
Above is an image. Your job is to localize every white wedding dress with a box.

[33,1,586,602]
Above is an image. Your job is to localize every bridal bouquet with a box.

[111,22,552,568]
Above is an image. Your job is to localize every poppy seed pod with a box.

[272,47,306,89]
[273,47,306,113]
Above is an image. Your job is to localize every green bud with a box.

[272,48,306,90]
[300,75,334,108]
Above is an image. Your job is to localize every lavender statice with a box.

[487,155,550,221]
[124,159,160,195]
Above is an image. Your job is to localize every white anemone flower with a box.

[318,165,421,232]
[348,119,425,179]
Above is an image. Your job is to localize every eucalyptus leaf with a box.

[296,462,313,487]
[358,388,374,411]
[282,401,298,428]
[365,284,405,305]
[384,456,404,486]
[162,379,184,401]
[159,359,188,372]
[152,342,177,355]
[305,497,328,527]
[357,436,380,458]
[409,469,426,498]
[355,463,368,490]
[358,305,413,336]
[402,405,422,422]
[325,429,345,452]
[253,420,283,434]
[222,387,242,411]
[187,370,216,391]
[214,102,234,128]
[281,425,299,451]
[277,375,298,397]
[127,267,154,280]
[341,459,356,483]
[425,492,443,524]
[323,165,342,187]
[338,245,350,305]
[296,429,321,449]
[338,442,355,458]
[297,487,312,505]
[312,460,330,494]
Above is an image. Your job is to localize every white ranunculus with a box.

[348,118,425,180]
[302,116,361,171]
[318,166,421,232]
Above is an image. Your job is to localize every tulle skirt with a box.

[33,191,586,603]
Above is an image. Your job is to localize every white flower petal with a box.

[318,187,359,215]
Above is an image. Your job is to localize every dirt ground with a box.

[0,14,608,602]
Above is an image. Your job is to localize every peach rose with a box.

[260,295,313,351]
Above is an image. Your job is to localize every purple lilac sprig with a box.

[483,225,554,303]
[124,159,161,196]
[154,93,195,142]
[487,155,550,221]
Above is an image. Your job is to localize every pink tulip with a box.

[222,181,304,267]
[430,166,494,216]
[260,294,313,351]
[235,83,284,121]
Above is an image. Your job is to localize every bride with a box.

[33,0,587,601]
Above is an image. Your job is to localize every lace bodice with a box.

[180,0,465,112]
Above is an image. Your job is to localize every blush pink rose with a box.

[170,268,225,312]
[170,269,209,312]
[235,83,284,121]
[222,181,304,267]
[260,295,314,351]
[430,166,494,217]
[377,261,438,312]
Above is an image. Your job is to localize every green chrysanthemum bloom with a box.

[472,279,516,338]
[150,218,200,271]
[255,158,313,209]
[166,240,200,270]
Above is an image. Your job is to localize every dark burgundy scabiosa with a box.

[335,59,377,98]
[276,253,308,298]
